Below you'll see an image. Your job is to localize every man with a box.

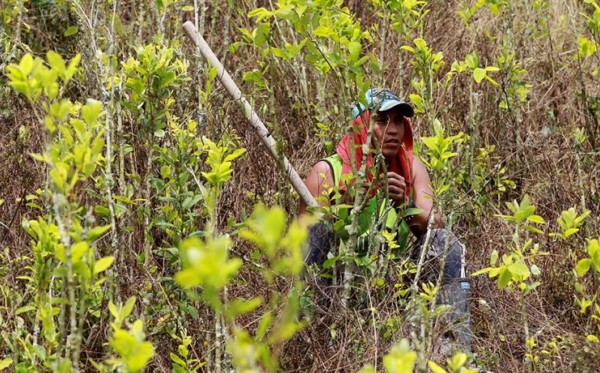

[299,88,473,351]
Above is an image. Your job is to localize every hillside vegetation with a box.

[0,0,599,371]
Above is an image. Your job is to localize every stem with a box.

[210,0,219,46]
[117,102,125,196]
[469,87,480,188]
[410,208,438,371]
[137,1,144,43]
[378,4,389,86]
[574,145,588,213]
[194,0,199,30]
[53,192,80,372]
[521,292,531,369]
[105,0,120,306]
[214,313,223,373]
[286,22,309,104]
[366,281,378,370]
[143,146,154,266]
[199,0,207,38]
[342,112,377,307]
[159,0,167,35]
[56,275,66,368]
[14,0,23,44]
[220,0,234,60]
[411,208,438,295]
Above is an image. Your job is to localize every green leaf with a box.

[274,4,294,19]
[498,268,512,288]
[70,241,89,264]
[64,54,82,81]
[576,259,591,277]
[47,51,66,76]
[225,297,263,319]
[170,353,186,366]
[182,5,194,11]
[240,205,287,258]
[242,69,265,88]
[124,326,154,372]
[358,365,376,373]
[508,260,530,278]
[50,168,66,192]
[88,225,111,241]
[269,319,304,344]
[0,358,13,370]
[160,165,171,178]
[95,205,110,216]
[413,37,427,50]
[181,195,202,210]
[527,214,545,224]
[15,305,36,315]
[176,236,239,291]
[400,45,415,53]
[490,249,499,265]
[428,360,447,373]
[314,26,332,37]
[270,47,288,58]
[254,22,271,47]
[471,267,493,277]
[383,340,416,373]
[94,256,115,275]
[449,352,468,370]
[64,26,78,37]
[109,302,119,319]
[563,228,579,238]
[256,311,273,340]
[523,225,544,234]
[19,54,34,76]
[465,52,479,69]
[223,148,246,162]
[473,68,486,83]
[82,100,103,124]
[348,41,361,61]
[248,7,273,22]
[175,269,201,289]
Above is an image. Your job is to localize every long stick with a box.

[182,21,317,208]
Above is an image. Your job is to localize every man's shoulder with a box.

[411,156,431,183]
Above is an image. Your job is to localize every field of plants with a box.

[0,0,599,371]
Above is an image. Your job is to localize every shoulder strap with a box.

[323,154,343,188]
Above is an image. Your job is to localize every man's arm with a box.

[298,161,335,216]
[409,157,443,235]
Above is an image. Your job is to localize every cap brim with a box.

[379,101,414,117]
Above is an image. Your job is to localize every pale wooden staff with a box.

[182,21,317,208]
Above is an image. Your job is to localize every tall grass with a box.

[0,0,598,371]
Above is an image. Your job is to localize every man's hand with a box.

[387,172,407,206]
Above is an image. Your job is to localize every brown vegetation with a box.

[0,0,598,371]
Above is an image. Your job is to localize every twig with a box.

[411,207,438,295]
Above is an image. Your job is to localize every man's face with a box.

[373,108,405,160]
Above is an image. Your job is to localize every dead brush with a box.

[0,0,599,371]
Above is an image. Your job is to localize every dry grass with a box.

[1,0,599,371]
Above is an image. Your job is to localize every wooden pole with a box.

[182,21,317,208]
